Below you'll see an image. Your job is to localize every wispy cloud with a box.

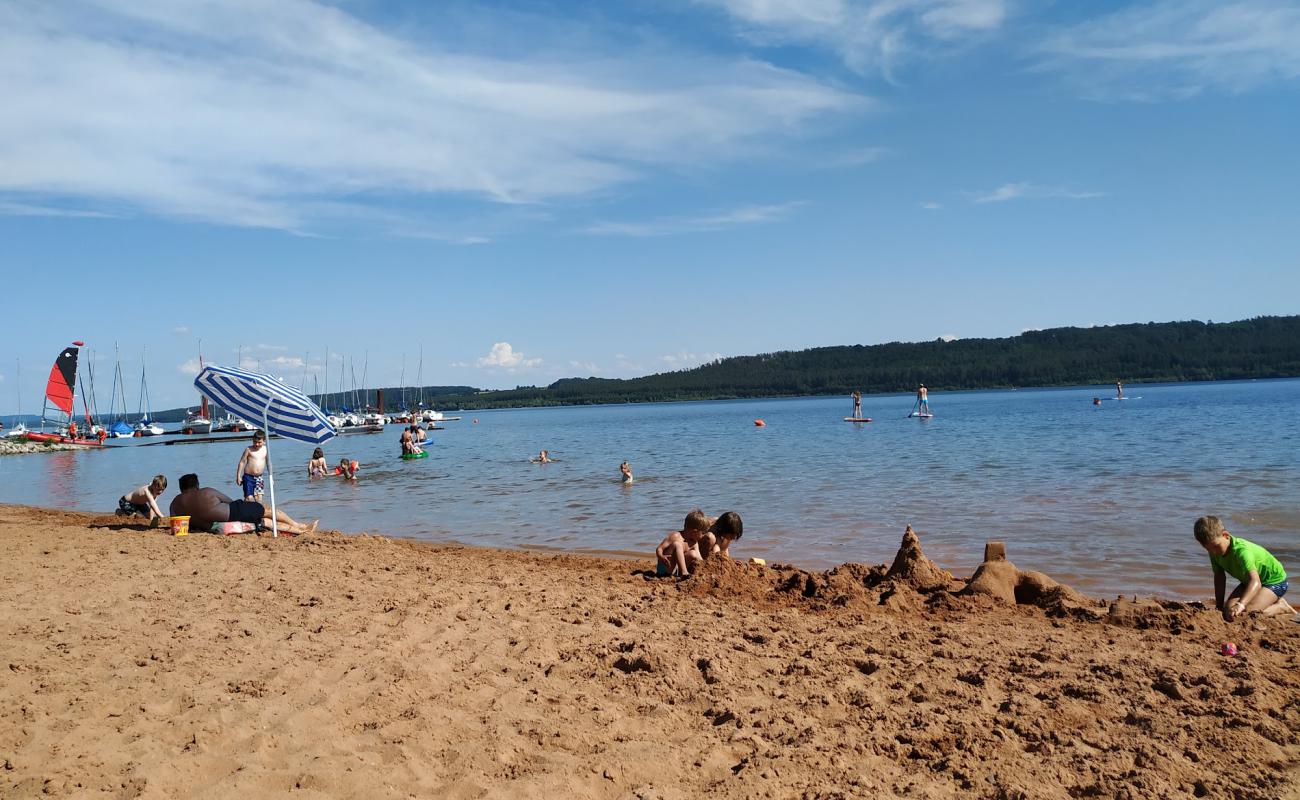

[0,1,861,234]
[920,201,942,210]
[938,333,958,342]
[177,358,202,376]
[1037,0,1300,98]
[476,343,541,370]
[972,182,1105,203]
[0,201,114,218]
[171,325,190,335]
[658,351,725,369]
[700,0,1008,77]
[584,202,805,237]
[568,361,601,374]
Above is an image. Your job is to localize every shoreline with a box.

[2,504,1298,798]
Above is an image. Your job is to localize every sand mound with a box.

[886,525,952,593]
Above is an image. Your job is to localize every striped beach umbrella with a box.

[194,365,335,536]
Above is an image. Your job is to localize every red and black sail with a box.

[45,346,79,415]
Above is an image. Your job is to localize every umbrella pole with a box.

[263,402,278,538]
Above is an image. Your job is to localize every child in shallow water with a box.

[620,461,633,484]
[308,448,329,478]
[336,458,357,480]
[655,508,710,577]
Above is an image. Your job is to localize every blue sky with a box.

[1,0,1297,412]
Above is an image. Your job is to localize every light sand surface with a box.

[2,504,1298,799]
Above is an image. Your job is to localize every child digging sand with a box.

[1194,515,1293,621]
[704,511,743,559]
[655,508,711,577]
[117,475,167,525]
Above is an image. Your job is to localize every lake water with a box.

[2,379,1297,599]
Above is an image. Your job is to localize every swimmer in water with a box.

[620,461,633,484]
[308,447,329,478]
[534,449,554,464]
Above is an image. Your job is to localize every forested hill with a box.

[440,316,1300,409]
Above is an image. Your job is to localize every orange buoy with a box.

[753,419,766,427]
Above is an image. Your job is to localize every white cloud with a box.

[1037,0,1300,98]
[177,357,202,376]
[938,333,958,341]
[0,1,861,233]
[701,0,1008,76]
[658,351,725,369]
[568,361,601,374]
[0,201,114,218]
[972,182,1105,203]
[171,325,190,335]
[585,202,804,237]
[920,201,942,210]
[449,361,470,368]
[476,343,541,370]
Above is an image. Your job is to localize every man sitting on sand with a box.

[169,473,317,534]
[117,474,167,525]
[1194,515,1293,621]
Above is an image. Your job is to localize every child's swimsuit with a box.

[118,496,150,516]
[241,473,265,498]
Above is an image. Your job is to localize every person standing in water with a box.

[1116,380,1124,400]
[851,390,862,419]
[620,461,634,484]
[917,384,930,414]
[236,430,269,501]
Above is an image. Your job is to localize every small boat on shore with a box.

[24,431,102,447]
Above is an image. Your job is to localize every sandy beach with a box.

[2,504,1298,799]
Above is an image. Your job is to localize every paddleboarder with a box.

[1116,380,1124,400]
[917,384,930,414]
[851,390,862,419]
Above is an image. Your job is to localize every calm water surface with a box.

[2,379,1297,599]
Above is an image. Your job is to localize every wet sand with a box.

[2,503,1298,799]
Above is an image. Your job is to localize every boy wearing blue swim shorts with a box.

[236,430,268,501]
[1194,515,1293,621]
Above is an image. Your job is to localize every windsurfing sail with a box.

[44,345,79,416]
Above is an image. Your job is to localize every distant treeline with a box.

[72,315,1297,423]
[436,316,1300,409]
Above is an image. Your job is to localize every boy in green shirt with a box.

[1194,515,1293,621]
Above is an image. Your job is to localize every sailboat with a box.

[106,346,134,438]
[24,342,101,446]
[3,358,27,438]
[133,351,165,436]
[182,341,213,434]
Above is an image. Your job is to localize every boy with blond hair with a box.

[117,475,167,524]
[1194,515,1292,621]
[655,508,710,577]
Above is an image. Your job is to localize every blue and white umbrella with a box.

[194,365,335,536]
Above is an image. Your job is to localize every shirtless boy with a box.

[654,509,710,577]
[117,474,167,524]
[236,430,269,501]
[170,473,316,534]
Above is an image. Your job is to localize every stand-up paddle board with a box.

[908,412,934,419]
[843,417,873,423]
[1106,396,1141,401]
